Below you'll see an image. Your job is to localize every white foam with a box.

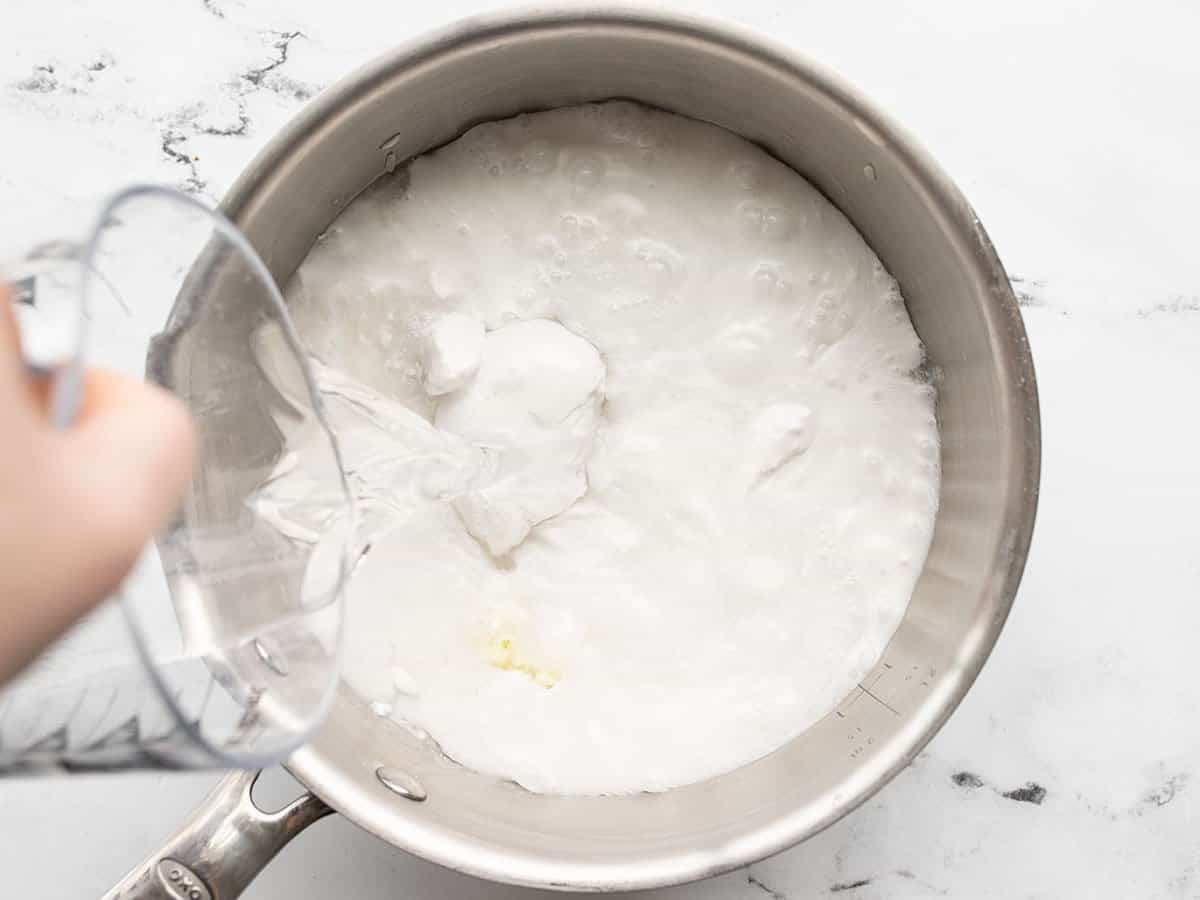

[269,101,940,795]
[423,312,484,396]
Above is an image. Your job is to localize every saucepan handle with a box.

[100,770,332,900]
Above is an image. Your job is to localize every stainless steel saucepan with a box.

[105,7,1040,897]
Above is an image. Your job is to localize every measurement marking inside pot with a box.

[858,684,900,716]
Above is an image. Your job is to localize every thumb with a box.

[58,371,198,604]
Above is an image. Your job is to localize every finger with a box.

[56,371,198,601]
[73,367,149,421]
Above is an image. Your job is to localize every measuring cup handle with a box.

[100,769,332,900]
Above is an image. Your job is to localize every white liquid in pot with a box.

[260,101,940,795]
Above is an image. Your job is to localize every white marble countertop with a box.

[2,1,1198,898]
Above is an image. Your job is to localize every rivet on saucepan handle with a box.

[376,766,428,801]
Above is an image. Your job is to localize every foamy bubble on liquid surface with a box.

[276,100,941,796]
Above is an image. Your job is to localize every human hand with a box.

[0,285,197,684]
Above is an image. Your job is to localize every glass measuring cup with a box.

[0,185,353,772]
